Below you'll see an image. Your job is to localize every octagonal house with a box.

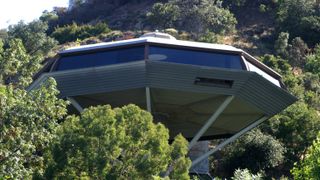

[29,32,296,174]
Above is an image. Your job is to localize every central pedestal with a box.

[189,141,209,174]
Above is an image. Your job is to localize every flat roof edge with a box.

[59,37,242,55]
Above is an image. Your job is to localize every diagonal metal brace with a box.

[189,96,234,149]
[191,116,269,167]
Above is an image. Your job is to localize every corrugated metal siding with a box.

[29,60,296,116]
[43,61,146,97]
[146,61,251,95]
[237,73,297,115]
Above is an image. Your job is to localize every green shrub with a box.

[232,169,263,180]
[305,44,320,75]
[52,22,111,44]
[220,129,285,176]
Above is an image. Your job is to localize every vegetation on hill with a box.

[0,0,319,179]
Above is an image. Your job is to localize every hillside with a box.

[1,0,320,179]
[45,0,288,58]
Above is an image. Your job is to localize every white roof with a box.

[60,36,242,54]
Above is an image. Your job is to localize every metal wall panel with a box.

[146,61,250,95]
[237,73,297,115]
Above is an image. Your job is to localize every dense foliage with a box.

[291,132,320,179]
[147,0,237,35]
[0,39,42,87]
[219,129,285,176]
[43,105,191,179]
[231,169,262,180]
[276,0,320,45]
[7,21,57,56]
[0,78,68,179]
[52,22,110,44]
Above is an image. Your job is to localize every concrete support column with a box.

[189,141,209,174]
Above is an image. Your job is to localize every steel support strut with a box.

[67,97,84,113]
[189,96,234,149]
[191,116,269,167]
[146,87,152,112]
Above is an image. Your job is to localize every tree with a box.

[274,32,289,57]
[0,39,42,87]
[7,20,57,56]
[276,0,320,45]
[217,129,285,177]
[40,10,59,23]
[43,104,191,179]
[173,0,237,35]
[146,3,180,29]
[291,132,320,179]
[146,0,237,36]
[200,3,237,35]
[0,78,68,179]
[260,54,291,75]
[305,44,320,75]
[262,102,320,171]
[288,37,308,68]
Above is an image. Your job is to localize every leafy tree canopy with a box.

[305,44,320,75]
[291,132,320,179]
[146,3,180,29]
[232,169,263,180]
[147,0,237,35]
[43,104,191,179]
[0,39,42,87]
[219,129,285,177]
[0,78,68,179]
[276,0,320,45]
[262,102,320,169]
[7,20,57,56]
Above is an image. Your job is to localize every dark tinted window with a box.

[56,46,145,71]
[148,46,243,69]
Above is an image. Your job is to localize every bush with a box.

[288,37,309,68]
[52,22,111,44]
[98,30,124,42]
[232,169,263,180]
[219,129,285,177]
[198,31,219,43]
[305,44,320,75]
[274,32,289,57]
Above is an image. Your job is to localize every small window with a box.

[194,77,233,88]
[56,46,145,71]
[244,59,281,87]
[148,46,243,69]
